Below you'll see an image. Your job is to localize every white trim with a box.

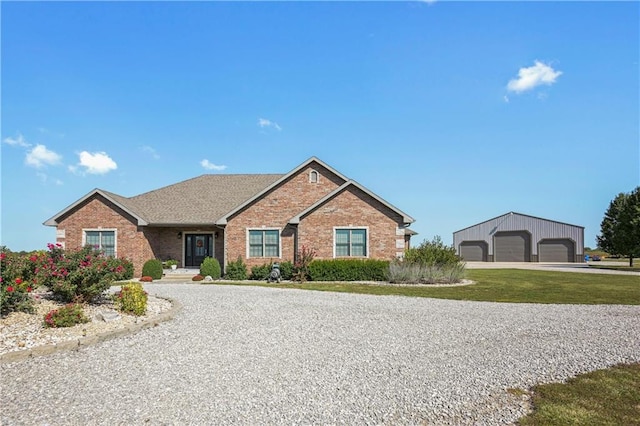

[82,228,117,257]
[246,227,282,259]
[309,169,319,183]
[332,226,369,258]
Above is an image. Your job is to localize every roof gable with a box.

[289,180,415,225]
[43,189,149,226]
[453,211,584,234]
[214,157,349,225]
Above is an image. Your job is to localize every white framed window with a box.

[247,228,281,258]
[334,227,368,257]
[309,170,319,183]
[83,229,117,257]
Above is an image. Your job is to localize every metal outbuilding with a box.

[453,212,584,263]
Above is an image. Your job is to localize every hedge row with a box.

[308,259,389,282]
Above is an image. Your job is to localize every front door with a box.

[185,234,213,267]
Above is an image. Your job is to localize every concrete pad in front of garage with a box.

[465,261,640,276]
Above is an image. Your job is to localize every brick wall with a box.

[54,194,150,276]
[225,162,407,268]
[298,186,405,260]
[225,162,345,269]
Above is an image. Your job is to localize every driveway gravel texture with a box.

[1,284,639,425]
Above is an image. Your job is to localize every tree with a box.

[597,187,640,267]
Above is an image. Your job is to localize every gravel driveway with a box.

[2,284,639,425]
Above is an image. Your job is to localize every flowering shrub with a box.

[34,244,134,303]
[43,303,89,328]
[1,250,36,317]
[0,244,134,315]
[139,276,153,282]
[113,282,148,316]
[0,276,35,317]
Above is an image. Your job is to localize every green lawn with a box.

[589,264,640,273]
[210,269,640,305]
[518,363,640,426]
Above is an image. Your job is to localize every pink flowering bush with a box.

[0,244,134,315]
[1,250,36,316]
[34,244,134,303]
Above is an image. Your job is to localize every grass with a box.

[209,269,640,305]
[518,363,640,426]
[589,264,640,273]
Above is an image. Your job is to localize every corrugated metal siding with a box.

[453,212,584,258]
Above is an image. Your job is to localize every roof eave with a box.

[43,189,148,227]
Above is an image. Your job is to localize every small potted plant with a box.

[166,259,178,270]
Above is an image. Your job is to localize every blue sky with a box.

[2,1,638,252]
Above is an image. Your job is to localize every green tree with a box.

[597,187,640,266]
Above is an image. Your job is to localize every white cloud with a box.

[141,145,160,159]
[25,144,62,168]
[200,159,227,171]
[258,117,282,131]
[3,133,31,147]
[507,61,562,94]
[72,151,118,175]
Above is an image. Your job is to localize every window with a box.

[335,228,367,257]
[309,170,319,183]
[84,230,116,257]
[248,229,280,258]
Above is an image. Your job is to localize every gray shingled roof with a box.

[115,174,283,225]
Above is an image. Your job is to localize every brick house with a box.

[44,157,416,276]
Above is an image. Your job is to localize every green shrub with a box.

[114,282,148,316]
[404,236,460,267]
[225,257,248,280]
[250,261,294,280]
[308,259,390,281]
[43,303,89,328]
[390,236,466,284]
[250,264,271,280]
[142,259,163,280]
[279,261,294,280]
[200,257,221,279]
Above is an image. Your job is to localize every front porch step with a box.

[160,269,200,280]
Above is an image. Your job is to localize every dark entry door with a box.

[185,234,213,267]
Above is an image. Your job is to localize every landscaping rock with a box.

[95,311,122,323]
